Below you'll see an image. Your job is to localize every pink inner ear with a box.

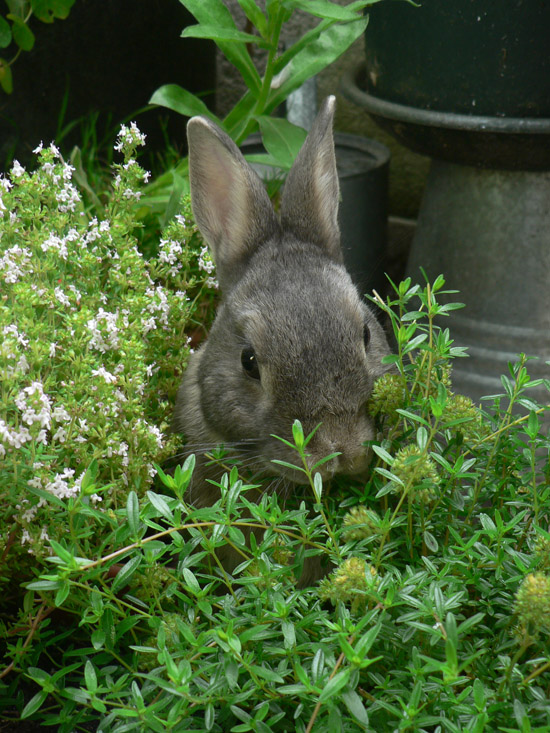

[201,143,241,232]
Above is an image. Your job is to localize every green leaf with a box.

[126,491,140,537]
[341,689,369,726]
[0,16,12,46]
[257,115,307,170]
[49,539,73,565]
[0,57,12,93]
[8,15,35,51]
[282,0,370,22]
[146,490,174,521]
[236,0,267,37]
[54,580,70,607]
[161,172,188,229]
[182,567,201,595]
[111,555,142,594]
[318,668,351,703]
[84,659,97,694]
[179,0,261,95]
[182,23,269,47]
[270,17,368,109]
[149,84,217,121]
[21,691,48,719]
[249,665,285,683]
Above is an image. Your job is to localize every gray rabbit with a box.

[172,96,391,582]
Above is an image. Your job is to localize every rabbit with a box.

[172,96,391,584]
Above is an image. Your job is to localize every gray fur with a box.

[172,97,391,581]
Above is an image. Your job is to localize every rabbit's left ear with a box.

[280,96,342,263]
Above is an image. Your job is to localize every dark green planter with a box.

[364,0,550,118]
[342,1,550,405]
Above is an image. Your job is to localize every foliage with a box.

[2,255,550,729]
[0,0,76,94]
[146,0,391,204]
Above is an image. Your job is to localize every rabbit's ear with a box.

[187,117,280,290]
[280,96,342,263]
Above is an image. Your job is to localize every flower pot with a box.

[341,1,550,405]
[241,132,390,299]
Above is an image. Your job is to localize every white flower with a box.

[0,245,33,283]
[54,286,71,307]
[92,366,117,384]
[87,308,121,352]
[44,468,77,499]
[0,419,32,449]
[15,382,52,430]
[114,122,147,152]
[11,160,25,178]
[53,427,67,443]
[198,245,215,274]
[56,182,80,212]
[33,142,44,154]
[52,405,71,422]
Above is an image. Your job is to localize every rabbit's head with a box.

[173,96,391,494]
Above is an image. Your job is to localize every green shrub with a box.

[1,137,550,730]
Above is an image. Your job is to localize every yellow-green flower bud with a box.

[515,572,550,635]
[444,393,484,439]
[368,373,407,422]
[391,444,439,503]
[342,506,382,542]
[319,557,379,612]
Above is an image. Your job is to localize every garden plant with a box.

[147,0,388,205]
[0,124,549,729]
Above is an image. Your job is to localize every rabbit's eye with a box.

[363,324,371,350]
[241,346,260,380]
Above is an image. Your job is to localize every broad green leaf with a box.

[84,660,97,693]
[49,0,76,19]
[0,58,12,93]
[282,0,372,22]
[0,16,12,46]
[179,0,261,94]
[341,689,369,726]
[236,0,267,37]
[146,491,174,521]
[182,24,269,48]
[257,115,307,170]
[269,17,368,109]
[149,84,217,120]
[161,172,188,229]
[8,15,35,51]
[54,580,70,607]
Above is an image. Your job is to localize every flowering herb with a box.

[0,123,216,560]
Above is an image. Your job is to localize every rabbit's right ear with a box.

[187,117,280,290]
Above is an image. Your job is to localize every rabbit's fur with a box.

[172,96,391,582]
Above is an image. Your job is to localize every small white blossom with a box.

[15,382,52,430]
[54,286,71,307]
[92,366,117,384]
[11,160,25,178]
